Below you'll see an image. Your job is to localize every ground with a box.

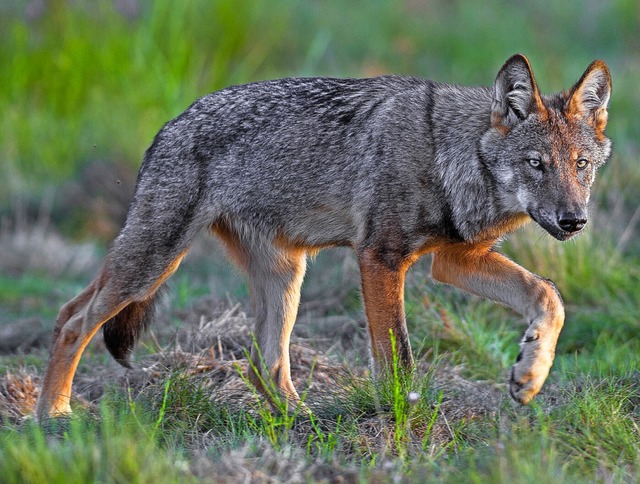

[2,219,638,482]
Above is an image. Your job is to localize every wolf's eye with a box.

[528,158,542,169]
[576,158,589,170]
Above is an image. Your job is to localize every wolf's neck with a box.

[429,84,520,242]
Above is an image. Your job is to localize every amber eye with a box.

[576,158,589,170]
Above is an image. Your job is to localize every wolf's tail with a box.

[102,289,164,368]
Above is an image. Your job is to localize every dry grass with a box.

[0,209,637,482]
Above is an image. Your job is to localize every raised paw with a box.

[507,355,550,405]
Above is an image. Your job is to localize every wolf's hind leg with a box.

[35,247,188,420]
[215,228,307,409]
[249,246,306,408]
[36,267,129,419]
[431,245,564,404]
[37,204,198,419]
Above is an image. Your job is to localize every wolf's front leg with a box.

[431,245,565,404]
[358,248,414,372]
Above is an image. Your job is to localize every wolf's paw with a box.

[507,360,547,405]
[35,403,72,423]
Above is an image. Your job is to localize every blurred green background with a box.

[1,0,638,207]
[0,0,638,314]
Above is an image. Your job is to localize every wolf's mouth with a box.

[528,211,585,241]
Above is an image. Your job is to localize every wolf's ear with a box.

[491,54,547,131]
[566,60,611,134]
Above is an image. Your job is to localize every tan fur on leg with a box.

[431,244,564,404]
[359,248,414,373]
[36,271,129,419]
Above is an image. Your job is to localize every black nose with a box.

[557,212,587,233]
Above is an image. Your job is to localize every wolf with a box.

[35,54,611,419]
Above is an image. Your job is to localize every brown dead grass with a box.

[0,291,502,427]
[0,370,40,424]
[0,291,509,483]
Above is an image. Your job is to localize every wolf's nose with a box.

[557,213,587,233]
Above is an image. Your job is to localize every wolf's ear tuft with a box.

[566,60,611,134]
[491,54,547,132]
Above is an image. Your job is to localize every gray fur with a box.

[118,61,608,251]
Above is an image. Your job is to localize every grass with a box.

[2,358,637,481]
[1,0,298,194]
[1,0,640,481]
[2,1,639,199]
[0,407,194,483]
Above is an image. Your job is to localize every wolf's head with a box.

[480,54,611,241]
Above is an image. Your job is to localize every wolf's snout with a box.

[557,212,587,233]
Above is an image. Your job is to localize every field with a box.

[1,1,639,482]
